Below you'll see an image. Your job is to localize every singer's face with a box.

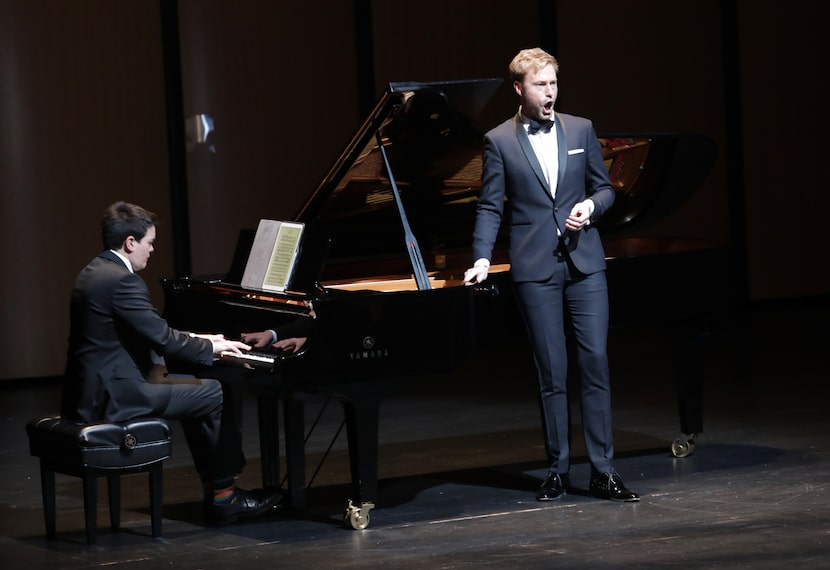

[515,63,558,122]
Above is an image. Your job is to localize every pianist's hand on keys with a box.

[239,331,274,348]
[219,349,275,369]
[239,331,309,354]
[191,332,251,356]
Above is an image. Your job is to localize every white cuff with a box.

[583,199,595,217]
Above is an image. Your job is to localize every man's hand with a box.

[273,337,308,354]
[212,338,251,356]
[191,332,251,355]
[240,331,274,348]
[565,199,594,232]
[463,265,489,285]
[191,332,226,343]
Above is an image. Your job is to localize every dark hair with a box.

[101,201,159,250]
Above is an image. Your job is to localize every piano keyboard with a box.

[219,350,278,369]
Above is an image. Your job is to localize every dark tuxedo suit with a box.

[61,250,245,480]
[472,111,618,476]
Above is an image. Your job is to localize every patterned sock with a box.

[212,477,237,503]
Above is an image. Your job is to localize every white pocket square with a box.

[568,148,585,155]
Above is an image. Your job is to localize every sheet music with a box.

[241,219,304,291]
[263,223,303,291]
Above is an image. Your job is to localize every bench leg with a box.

[107,475,121,530]
[149,468,163,538]
[82,472,98,545]
[39,463,57,539]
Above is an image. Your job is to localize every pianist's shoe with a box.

[588,472,640,502]
[206,487,282,525]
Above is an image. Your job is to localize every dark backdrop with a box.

[1,0,827,380]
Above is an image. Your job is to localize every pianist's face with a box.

[515,63,558,122]
[125,224,156,272]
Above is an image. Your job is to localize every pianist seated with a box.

[61,201,283,526]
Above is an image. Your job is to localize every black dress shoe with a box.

[588,472,640,502]
[536,472,566,501]
[206,487,282,524]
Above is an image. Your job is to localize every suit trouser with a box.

[514,256,615,475]
[146,375,246,482]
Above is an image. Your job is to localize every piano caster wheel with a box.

[671,433,697,458]
[344,499,375,530]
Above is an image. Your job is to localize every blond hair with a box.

[509,48,559,83]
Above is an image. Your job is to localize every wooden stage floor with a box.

[2,297,828,569]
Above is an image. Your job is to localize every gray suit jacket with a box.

[61,250,214,423]
[472,111,615,281]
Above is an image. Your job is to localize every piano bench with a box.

[25,416,171,545]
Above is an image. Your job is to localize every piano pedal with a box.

[344,499,375,530]
[671,433,697,458]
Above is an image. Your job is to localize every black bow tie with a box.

[528,118,554,134]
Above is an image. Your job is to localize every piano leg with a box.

[256,392,282,489]
[255,382,382,527]
[335,384,382,529]
[670,325,705,457]
[255,392,307,509]
[283,396,306,510]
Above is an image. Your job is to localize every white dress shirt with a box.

[524,118,559,199]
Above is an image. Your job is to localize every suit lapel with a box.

[554,112,568,190]
[513,114,551,195]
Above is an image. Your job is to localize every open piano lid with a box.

[292,78,718,283]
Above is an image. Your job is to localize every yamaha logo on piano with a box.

[349,336,390,361]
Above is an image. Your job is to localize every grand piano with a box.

[162,78,728,528]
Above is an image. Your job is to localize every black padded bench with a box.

[26,416,171,545]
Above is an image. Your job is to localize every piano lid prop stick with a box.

[374,131,432,290]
